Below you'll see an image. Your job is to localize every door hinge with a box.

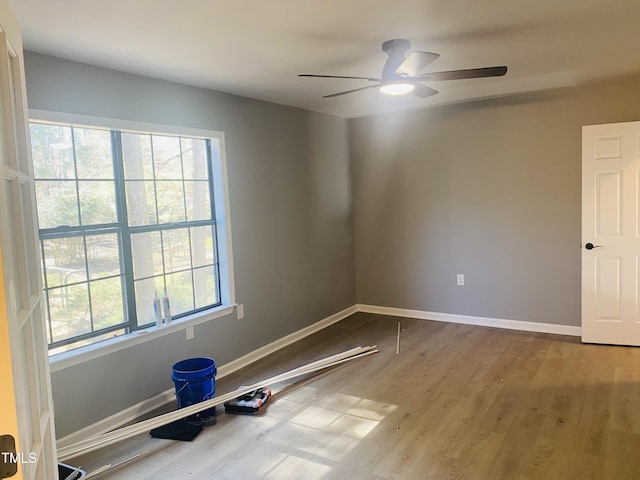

[0,435,18,478]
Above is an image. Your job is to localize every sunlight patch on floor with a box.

[264,455,332,480]
[257,386,397,479]
[290,406,344,429]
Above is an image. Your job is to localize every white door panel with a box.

[582,121,640,345]
[0,1,58,478]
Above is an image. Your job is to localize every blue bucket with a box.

[171,357,217,421]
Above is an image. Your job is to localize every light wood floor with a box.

[71,313,640,479]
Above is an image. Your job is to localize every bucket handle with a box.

[174,382,191,397]
[174,376,214,397]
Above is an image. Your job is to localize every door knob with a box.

[585,243,602,250]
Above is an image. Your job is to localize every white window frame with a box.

[29,110,236,372]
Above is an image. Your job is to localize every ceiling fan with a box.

[299,39,507,99]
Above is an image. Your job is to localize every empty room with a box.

[2,1,640,479]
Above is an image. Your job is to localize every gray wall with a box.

[24,52,356,437]
[350,75,640,327]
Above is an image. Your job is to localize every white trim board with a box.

[357,304,582,337]
[56,304,358,447]
[56,389,176,448]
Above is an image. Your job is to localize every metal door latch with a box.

[0,435,17,478]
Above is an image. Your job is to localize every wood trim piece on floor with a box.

[357,304,582,337]
[56,304,358,448]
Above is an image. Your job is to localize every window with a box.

[30,119,230,354]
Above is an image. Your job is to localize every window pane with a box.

[131,231,162,279]
[185,181,211,221]
[30,123,74,179]
[20,183,40,298]
[182,138,208,180]
[162,228,191,273]
[126,181,157,226]
[190,226,214,268]
[134,276,163,325]
[153,135,182,180]
[42,237,87,288]
[86,233,121,279]
[90,277,125,330]
[166,271,194,316]
[48,283,90,342]
[35,180,79,229]
[79,180,117,225]
[194,266,217,309]
[156,181,186,223]
[122,133,153,180]
[74,127,114,179]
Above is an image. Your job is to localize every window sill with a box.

[49,304,238,373]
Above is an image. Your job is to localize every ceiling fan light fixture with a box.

[379,81,415,96]
[299,39,508,100]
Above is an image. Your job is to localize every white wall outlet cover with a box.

[186,326,194,340]
[237,304,244,319]
[456,274,465,286]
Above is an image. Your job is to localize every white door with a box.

[0,1,58,479]
[582,121,640,346]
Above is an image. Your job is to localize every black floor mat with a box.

[149,418,203,442]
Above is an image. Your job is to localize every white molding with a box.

[211,133,235,306]
[29,109,223,140]
[357,304,582,337]
[56,304,358,446]
[49,305,237,373]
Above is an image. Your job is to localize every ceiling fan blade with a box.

[322,84,381,98]
[299,74,380,82]
[412,83,438,98]
[395,51,440,77]
[419,66,508,81]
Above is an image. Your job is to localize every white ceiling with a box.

[9,0,640,118]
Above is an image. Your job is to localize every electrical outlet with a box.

[186,326,194,340]
[456,274,465,286]
[237,304,244,319]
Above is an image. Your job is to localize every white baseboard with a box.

[56,388,176,448]
[357,304,582,337]
[56,304,358,447]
